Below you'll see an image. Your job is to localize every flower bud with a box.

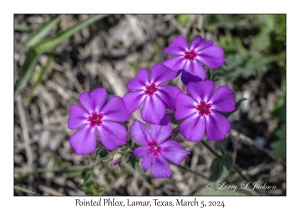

[110,153,122,167]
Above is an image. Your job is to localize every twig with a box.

[16,95,33,169]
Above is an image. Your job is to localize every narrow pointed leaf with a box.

[14,186,39,195]
[14,49,38,99]
[25,55,54,106]
[25,15,61,47]
[209,153,233,183]
[34,15,108,54]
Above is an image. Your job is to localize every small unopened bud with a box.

[110,153,122,167]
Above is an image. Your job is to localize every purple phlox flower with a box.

[68,87,130,155]
[175,80,235,142]
[163,35,226,85]
[130,114,190,178]
[123,64,182,124]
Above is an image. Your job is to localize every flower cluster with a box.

[68,35,235,178]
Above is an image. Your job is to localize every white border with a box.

[3,0,296,209]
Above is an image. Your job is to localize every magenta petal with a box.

[141,156,152,170]
[134,146,148,157]
[127,68,149,90]
[69,125,96,155]
[191,36,214,52]
[187,80,215,102]
[150,64,177,85]
[180,113,205,142]
[79,88,107,113]
[163,56,187,72]
[209,86,235,112]
[198,45,226,68]
[150,114,172,144]
[157,85,182,111]
[141,95,165,124]
[175,93,198,120]
[151,156,171,178]
[97,121,127,150]
[130,120,151,145]
[181,70,202,85]
[68,104,89,130]
[101,96,130,122]
[206,111,231,141]
[184,60,207,80]
[160,140,190,165]
[164,35,188,55]
[123,91,146,114]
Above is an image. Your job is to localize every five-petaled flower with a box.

[123,64,182,124]
[175,80,235,141]
[68,88,130,154]
[130,114,190,178]
[163,35,225,84]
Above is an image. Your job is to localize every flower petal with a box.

[127,68,149,90]
[175,93,198,120]
[68,104,89,130]
[69,125,96,155]
[160,140,190,164]
[164,35,188,55]
[151,156,171,178]
[179,113,205,142]
[130,119,151,145]
[97,121,127,150]
[123,91,146,114]
[150,64,177,85]
[156,85,182,111]
[184,60,207,80]
[191,36,214,52]
[101,96,130,122]
[187,80,215,102]
[206,111,231,141]
[209,86,235,112]
[198,45,226,68]
[181,70,203,85]
[134,146,149,158]
[141,95,165,124]
[150,113,172,144]
[79,88,107,113]
[162,56,187,72]
[141,156,152,170]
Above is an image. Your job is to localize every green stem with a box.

[201,141,221,157]
[217,142,225,155]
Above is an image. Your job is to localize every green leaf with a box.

[94,148,109,165]
[34,15,108,54]
[25,55,54,106]
[177,15,192,24]
[125,150,144,173]
[14,186,39,195]
[271,124,286,159]
[82,181,105,196]
[14,49,38,99]
[25,15,61,48]
[250,27,270,52]
[220,98,247,118]
[14,24,31,32]
[204,15,237,30]
[209,153,233,183]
